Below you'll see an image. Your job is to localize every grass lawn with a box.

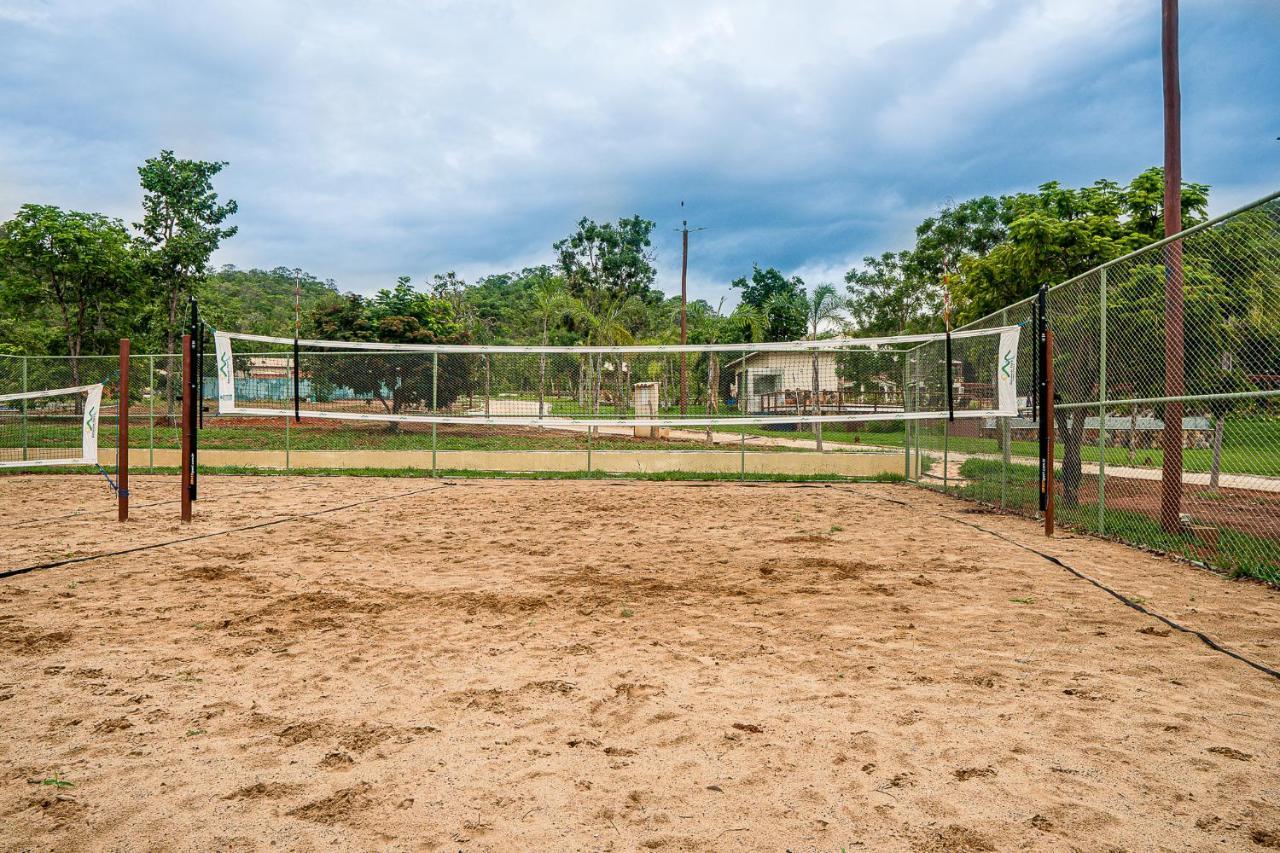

[949,457,1280,586]
[744,416,1280,478]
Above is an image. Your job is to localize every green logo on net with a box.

[85,405,97,437]
[219,351,231,380]
[1001,350,1014,380]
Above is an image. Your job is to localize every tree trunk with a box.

[705,354,718,445]
[1055,408,1087,507]
[538,321,548,417]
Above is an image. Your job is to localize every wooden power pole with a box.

[675,206,705,415]
[1160,0,1185,533]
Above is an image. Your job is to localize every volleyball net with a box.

[0,384,104,468]
[211,326,1020,429]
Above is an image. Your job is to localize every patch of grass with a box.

[620,608,634,618]
[1009,597,1035,604]
[34,774,73,789]
[194,466,907,484]
[949,457,1280,586]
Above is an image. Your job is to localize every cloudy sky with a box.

[2,0,1278,306]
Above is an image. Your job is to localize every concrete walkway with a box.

[924,447,1280,494]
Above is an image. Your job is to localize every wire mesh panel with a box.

[204,327,1019,479]
[913,190,1280,583]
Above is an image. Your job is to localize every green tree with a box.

[527,271,573,414]
[957,169,1210,505]
[804,284,846,450]
[911,195,1007,284]
[730,265,807,341]
[309,280,469,422]
[135,150,238,356]
[0,204,138,385]
[845,250,941,335]
[200,265,341,336]
[554,216,658,321]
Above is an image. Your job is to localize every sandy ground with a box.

[1,475,1279,852]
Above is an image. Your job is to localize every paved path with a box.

[554,422,1280,493]
[925,448,1280,494]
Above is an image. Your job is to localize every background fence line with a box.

[1,190,1275,582]
[910,189,1280,583]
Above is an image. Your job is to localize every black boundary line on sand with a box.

[0,483,454,581]
[830,483,1280,683]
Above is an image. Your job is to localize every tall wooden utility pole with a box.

[679,218,689,414]
[1160,0,1185,533]
[676,205,705,415]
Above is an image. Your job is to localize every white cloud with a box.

[0,0,1274,301]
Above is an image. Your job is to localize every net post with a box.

[942,417,949,491]
[284,414,291,472]
[180,333,193,523]
[1037,286,1049,519]
[1044,327,1056,537]
[188,300,200,500]
[118,338,130,522]
[1097,267,1108,535]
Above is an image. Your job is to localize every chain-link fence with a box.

[910,190,1280,584]
[0,352,185,479]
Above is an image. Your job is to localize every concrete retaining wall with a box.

[99,447,914,478]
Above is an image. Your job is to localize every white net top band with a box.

[217,326,1022,355]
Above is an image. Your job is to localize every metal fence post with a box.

[148,355,155,471]
[20,357,28,461]
[1000,308,1009,508]
[1098,268,1108,534]
[906,350,916,479]
[285,414,291,473]
[432,351,438,477]
[740,349,747,481]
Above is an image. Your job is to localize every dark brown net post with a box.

[118,338,129,522]
[181,333,193,523]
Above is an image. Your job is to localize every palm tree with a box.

[529,275,571,415]
[805,284,847,451]
[573,292,638,417]
[687,300,768,443]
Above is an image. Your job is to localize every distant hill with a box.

[200,266,343,337]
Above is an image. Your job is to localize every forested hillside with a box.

[0,152,1237,361]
